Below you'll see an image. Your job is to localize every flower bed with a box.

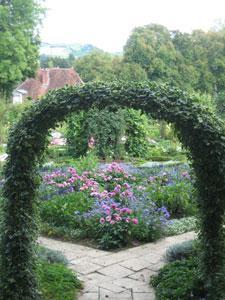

[39,162,197,250]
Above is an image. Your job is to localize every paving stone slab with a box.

[86,272,111,283]
[133,292,155,300]
[91,251,138,267]
[39,232,196,300]
[70,262,102,275]
[128,268,157,283]
[113,278,153,293]
[81,280,99,293]
[119,258,150,271]
[141,255,163,266]
[99,281,126,293]
[78,292,98,299]
[98,264,134,278]
[148,261,166,272]
[98,289,133,299]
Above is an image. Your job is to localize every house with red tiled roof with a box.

[12,68,83,104]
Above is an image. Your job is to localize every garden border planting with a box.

[1,81,225,299]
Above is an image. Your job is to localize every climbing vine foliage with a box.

[1,82,225,299]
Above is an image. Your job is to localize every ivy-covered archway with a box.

[1,82,225,299]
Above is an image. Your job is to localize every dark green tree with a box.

[0,0,44,97]
[73,50,117,82]
[124,24,180,85]
[73,49,147,82]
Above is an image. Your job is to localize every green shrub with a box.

[132,220,163,242]
[71,150,99,173]
[0,101,31,144]
[66,108,126,159]
[165,240,196,262]
[215,91,225,118]
[123,108,151,158]
[165,217,197,236]
[146,178,197,218]
[39,192,94,228]
[151,257,205,300]
[97,221,132,250]
[37,246,68,265]
[37,261,82,300]
[40,223,88,241]
[66,107,154,159]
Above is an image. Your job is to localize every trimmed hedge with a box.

[1,81,225,299]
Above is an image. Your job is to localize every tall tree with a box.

[124,24,180,85]
[0,0,44,97]
[73,49,147,82]
[124,23,225,97]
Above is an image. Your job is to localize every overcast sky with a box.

[40,0,225,52]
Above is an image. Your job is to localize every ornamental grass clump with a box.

[145,166,197,218]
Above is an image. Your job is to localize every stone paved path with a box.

[38,232,196,300]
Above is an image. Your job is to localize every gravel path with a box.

[38,231,196,300]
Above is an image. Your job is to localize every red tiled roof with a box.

[15,68,83,99]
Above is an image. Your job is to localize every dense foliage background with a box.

[38,23,225,116]
[0,0,44,97]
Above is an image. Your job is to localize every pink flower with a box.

[114,185,121,193]
[108,191,116,197]
[110,220,115,225]
[121,207,132,214]
[106,216,112,222]
[90,192,100,198]
[121,190,133,198]
[102,204,110,210]
[123,183,130,189]
[100,217,105,224]
[182,171,190,179]
[137,185,145,191]
[132,218,138,225]
[125,217,131,223]
[80,185,88,191]
[101,190,109,199]
[114,214,121,222]
[105,209,111,215]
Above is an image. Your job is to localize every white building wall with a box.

[13,93,23,104]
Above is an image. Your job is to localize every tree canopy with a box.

[123,23,225,95]
[73,50,148,82]
[0,0,44,97]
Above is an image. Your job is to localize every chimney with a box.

[41,69,50,87]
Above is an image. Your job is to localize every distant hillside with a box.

[40,42,99,58]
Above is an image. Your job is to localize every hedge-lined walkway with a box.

[39,231,196,300]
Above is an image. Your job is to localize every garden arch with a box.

[1,82,225,299]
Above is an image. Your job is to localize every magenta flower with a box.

[106,216,112,222]
[123,182,131,189]
[182,171,190,179]
[100,217,105,224]
[132,218,138,225]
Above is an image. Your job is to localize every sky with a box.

[40,0,225,53]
